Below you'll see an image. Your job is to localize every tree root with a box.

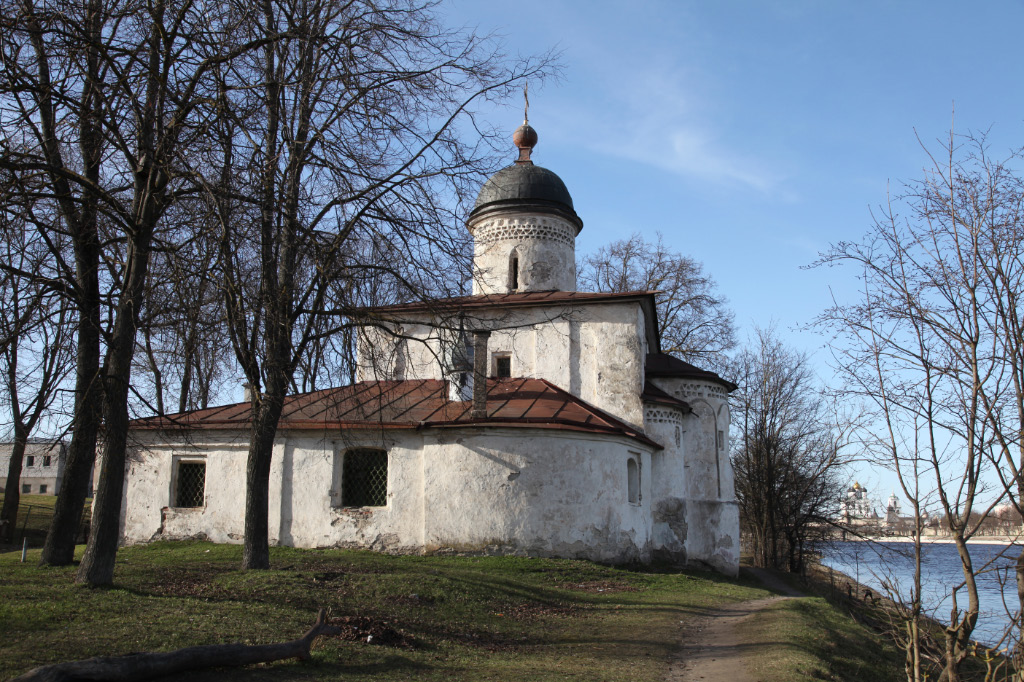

[13,608,341,682]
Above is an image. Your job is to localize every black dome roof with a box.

[470,163,582,229]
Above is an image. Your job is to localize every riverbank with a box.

[809,549,1018,680]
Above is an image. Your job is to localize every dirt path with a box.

[664,568,804,682]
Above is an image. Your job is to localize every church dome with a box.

[469,124,582,230]
[473,164,575,214]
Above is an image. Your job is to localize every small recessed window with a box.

[494,355,511,378]
[39,484,47,494]
[627,457,640,505]
[174,461,206,508]
[43,455,51,467]
[22,483,31,494]
[510,254,519,291]
[26,456,34,467]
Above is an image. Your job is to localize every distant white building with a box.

[885,491,901,525]
[118,122,741,575]
[0,440,66,495]
[841,481,877,523]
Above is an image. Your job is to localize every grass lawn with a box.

[0,541,771,681]
[738,595,905,682]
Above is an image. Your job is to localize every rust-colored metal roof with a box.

[131,378,661,449]
[362,290,658,314]
[645,353,737,392]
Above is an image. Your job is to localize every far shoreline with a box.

[836,535,1023,545]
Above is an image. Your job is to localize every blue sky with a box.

[447,0,1024,504]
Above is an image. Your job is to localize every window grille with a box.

[495,355,511,378]
[22,483,30,494]
[342,449,387,507]
[175,461,206,507]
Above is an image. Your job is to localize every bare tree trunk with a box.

[40,262,100,565]
[12,609,339,682]
[241,393,285,570]
[37,0,104,568]
[76,176,157,586]
[142,329,164,415]
[1,424,29,542]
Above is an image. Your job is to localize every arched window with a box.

[627,457,640,505]
[509,251,520,291]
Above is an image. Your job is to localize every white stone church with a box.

[122,123,740,575]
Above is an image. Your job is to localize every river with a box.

[820,540,1023,648]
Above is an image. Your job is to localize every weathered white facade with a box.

[124,427,657,563]
[358,298,654,429]
[121,122,740,575]
[0,440,67,496]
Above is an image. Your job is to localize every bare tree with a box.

[133,207,235,416]
[1,0,107,569]
[0,0,272,584]
[817,130,1021,681]
[200,0,554,569]
[731,326,845,573]
[579,232,736,370]
[0,213,72,541]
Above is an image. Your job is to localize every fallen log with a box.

[13,608,341,682]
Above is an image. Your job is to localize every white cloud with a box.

[550,45,786,193]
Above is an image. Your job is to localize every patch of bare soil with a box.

[556,579,640,593]
[327,615,415,648]
[444,630,529,652]
[491,600,581,621]
[664,568,804,682]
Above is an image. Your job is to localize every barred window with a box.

[341,449,388,507]
[175,461,206,508]
[494,354,511,378]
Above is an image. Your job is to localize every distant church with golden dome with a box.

[841,481,878,523]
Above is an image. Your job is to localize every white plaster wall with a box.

[356,322,447,383]
[468,213,578,294]
[122,427,655,564]
[123,430,428,552]
[358,302,648,428]
[123,434,249,544]
[643,404,688,561]
[650,378,733,502]
[646,377,739,575]
[684,499,740,577]
[420,429,653,563]
[0,443,64,494]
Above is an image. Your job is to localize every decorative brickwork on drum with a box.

[474,217,576,247]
